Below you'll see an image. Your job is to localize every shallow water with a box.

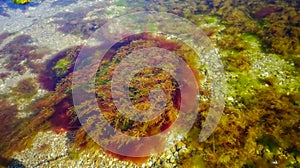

[0,0,299,167]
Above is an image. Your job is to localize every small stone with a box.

[227,97,234,101]
[176,141,186,150]
[147,161,153,167]
[178,148,189,157]
[170,146,176,153]
[170,157,175,163]
[174,152,178,157]
[162,162,173,168]
[165,150,172,160]
[70,20,78,25]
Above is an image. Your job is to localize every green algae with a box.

[12,0,30,5]
[257,135,279,153]
[240,33,262,50]
[54,59,71,70]
[204,15,220,25]
[52,58,71,77]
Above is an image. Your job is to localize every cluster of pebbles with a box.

[142,141,190,168]
[11,130,191,167]
[12,131,69,167]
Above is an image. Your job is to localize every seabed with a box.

[0,0,299,167]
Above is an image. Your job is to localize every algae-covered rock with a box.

[12,0,30,5]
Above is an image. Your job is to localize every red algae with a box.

[49,97,80,133]
[0,72,11,81]
[37,46,81,91]
[0,32,10,44]
[37,72,57,91]
[93,33,201,140]
[1,1,300,167]
[1,32,200,165]
[84,32,201,164]
[0,99,18,137]
[254,6,281,19]
[0,35,49,75]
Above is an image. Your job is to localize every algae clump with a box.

[12,0,30,5]
[52,58,71,77]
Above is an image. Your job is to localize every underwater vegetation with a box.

[127,0,300,57]
[101,0,299,167]
[1,27,297,167]
[182,87,300,167]
[0,34,48,76]
[0,0,299,167]
[52,2,111,39]
[0,99,18,153]
[54,12,105,39]
[37,46,81,91]
[11,0,30,5]
[0,32,202,166]
[69,33,202,163]
[11,78,37,100]
[210,0,300,56]
[0,46,81,166]
[94,33,196,136]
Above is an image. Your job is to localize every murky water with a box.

[0,0,299,167]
